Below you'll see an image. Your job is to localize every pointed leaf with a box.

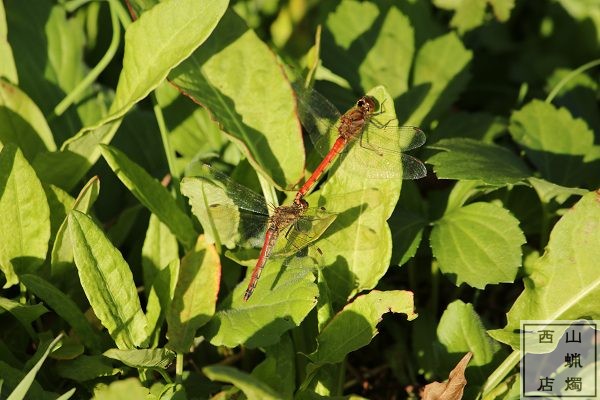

[103,348,175,369]
[427,138,531,185]
[100,144,197,249]
[166,235,220,353]
[0,144,50,286]
[170,10,304,188]
[68,210,148,349]
[0,297,48,337]
[0,80,56,161]
[430,202,525,288]
[489,191,600,347]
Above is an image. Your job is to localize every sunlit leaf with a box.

[204,365,281,400]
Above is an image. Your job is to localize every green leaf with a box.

[308,290,416,366]
[201,257,318,349]
[56,355,120,382]
[437,300,502,381]
[0,80,56,161]
[399,32,473,126]
[323,2,414,98]
[488,0,516,21]
[0,1,17,83]
[7,334,62,400]
[68,210,148,349]
[51,176,100,277]
[170,10,304,189]
[489,191,600,348]
[430,202,525,288]
[251,334,295,400]
[0,144,50,286]
[203,365,281,400]
[166,235,220,353]
[103,348,175,369]
[91,378,149,399]
[0,297,48,338]
[146,260,178,348]
[100,144,197,249]
[434,0,486,33]
[427,138,531,185]
[430,112,507,143]
[20,274,101,351]
[527,177,587,204]
[317,87,405,303]
[509,99,595,186]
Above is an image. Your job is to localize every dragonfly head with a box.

[296,198,309,211]
[356,96,377,115]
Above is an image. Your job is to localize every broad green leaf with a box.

[50,0,228,190]
[489,0,516,21]
[68,210,148,349]
[509,99,595,186]
[389,208,427,267]
[318,87,404,302]
[201,257,318,348]
[170,9,304,189]
[51,176,100,277]
[308,290,417,366]
[430,112,507,143]
[437,301,502,381]
[166,235,220,353]
[252,334,295,400]
[430,202,525,288]
[100,145,197,249]
[0,144,50,287]
[0,361,53,400]
[203,365,281,400]
[92,378,149,400]
[427,138,531,185]
[20,274,101,350]
[399,32,472,126]
[0,80,56,161]
[323,2,414,98]
[103,348,175,369]
[489,191,600,348]
[434,0,486,33]
[0,297,48,337]
[146,259,178,348]
[7,334,62,400]
[56,355,120,382]
[0,1,17,83]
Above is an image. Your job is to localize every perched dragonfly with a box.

[292,83,427,204]
[185,165,336,301]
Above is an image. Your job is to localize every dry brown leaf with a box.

[421,352,473,400]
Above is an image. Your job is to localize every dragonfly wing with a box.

[272,212,337,257]
[205,204,268,249]
[194,164,269,215]
[292,81,341,157]
[400,153,427,180]
[364,122,426,153]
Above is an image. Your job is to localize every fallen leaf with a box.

[421,352,473,400]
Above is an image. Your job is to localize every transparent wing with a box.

[272,209,337,257]
[292,81,342,157]
[363,122,426,153]
[192,164,269,215]
[202,204,268,249]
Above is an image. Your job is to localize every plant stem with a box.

[152,93,178,179]
[480,350,520,398]
[546,58,600,103]
[52,0,121,118]
[175,353,184,384]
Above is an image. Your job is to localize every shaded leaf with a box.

[68,210,148,349]
[56,355,120,382]
[0,1,17,83]
[170,10,304,189]
[103,348,175,369]
[252,334,295,400]
[0,297,48,337]
[100,144,197,249]
[91,378,149,399]
[431,202,525,288]
[427,138,531,185]
[166,235,220,353]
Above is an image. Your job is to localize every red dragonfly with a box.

[186,165,336,301]
[292,84,427,204]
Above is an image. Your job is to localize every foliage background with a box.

[0,0,599,399]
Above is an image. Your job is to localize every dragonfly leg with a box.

[359,132,385,156]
